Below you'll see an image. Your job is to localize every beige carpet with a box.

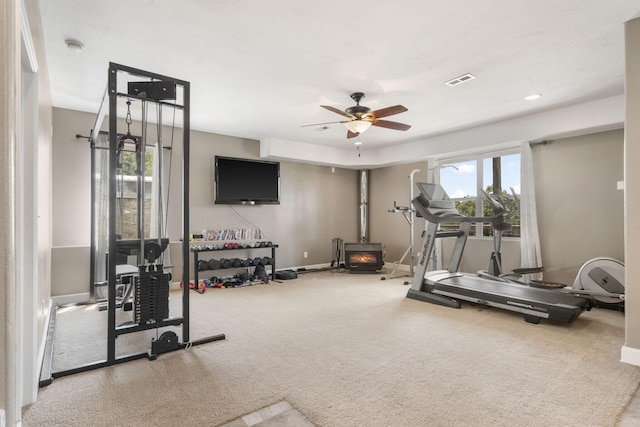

[24,270,640,426]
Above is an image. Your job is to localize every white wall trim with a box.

[19,0,37,73]
[52,292,90,306]
[36,299,52,381]
[621,345,640,366]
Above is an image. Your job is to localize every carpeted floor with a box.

[24,270,640,426]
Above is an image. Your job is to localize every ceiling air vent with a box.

[444,73,476,87]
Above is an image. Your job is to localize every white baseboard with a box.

[621,345,640,366]
[383,262,410,272]
[287,263,331,271]
[52,292,90,306]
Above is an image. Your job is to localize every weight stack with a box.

[135,264,170,325]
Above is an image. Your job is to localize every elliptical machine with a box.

[480,190,625,311]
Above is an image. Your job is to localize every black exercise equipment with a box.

[276,270,298,280]
[480,190,625,310]
[406,182,592,324]
[43,63,224,388]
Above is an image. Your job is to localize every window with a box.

[437,150,521,237]
[115,144,155,240]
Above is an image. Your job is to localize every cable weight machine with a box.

[49,63,225,382]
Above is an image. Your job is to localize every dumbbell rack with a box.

[191,242,278,285]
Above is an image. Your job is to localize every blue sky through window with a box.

[440,154,520,199]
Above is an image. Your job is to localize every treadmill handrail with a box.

[412,194,490,224]
[412,182,503,225]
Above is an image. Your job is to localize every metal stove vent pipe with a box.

[358,169,369,243]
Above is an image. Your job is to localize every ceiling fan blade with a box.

[371,105,408,119]
[372,119,412,131]
[347,130,359,138]
[321,105,355,119]
[301,120,348,128]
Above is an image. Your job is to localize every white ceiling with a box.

[37,1,640,166]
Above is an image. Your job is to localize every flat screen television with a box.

[214,156,280,205]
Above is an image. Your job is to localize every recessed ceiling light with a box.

[524,94,542,101]
[354,140,363,146]
[65,39,85,51]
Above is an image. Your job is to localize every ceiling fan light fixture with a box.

[345,120,372,134]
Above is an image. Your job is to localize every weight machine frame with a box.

[382,169,420,281]
[42,63,224,384]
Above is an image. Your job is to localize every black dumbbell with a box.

[209,259,221,270]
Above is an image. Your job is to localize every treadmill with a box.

[406,183,591,324]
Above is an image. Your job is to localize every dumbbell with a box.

[231,258,242,268]
[259,256,271,265]
[253,257,263,266]
[208,259,221,270]
[241,258,252,267]
[197,260,210,271]
[220,258,232,269]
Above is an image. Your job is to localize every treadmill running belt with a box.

[432,275,590,323]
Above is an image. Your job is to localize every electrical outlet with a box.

[303,251,308,258]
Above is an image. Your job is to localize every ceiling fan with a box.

[303,92,411,139]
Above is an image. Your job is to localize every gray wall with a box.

[624,17,640,354]
[369,163,428,265]
[369,129,624,285]
[51,107,359,295]
[533,130,624,285]
[51,105,626,298]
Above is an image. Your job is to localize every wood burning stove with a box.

[344,242,383,273]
